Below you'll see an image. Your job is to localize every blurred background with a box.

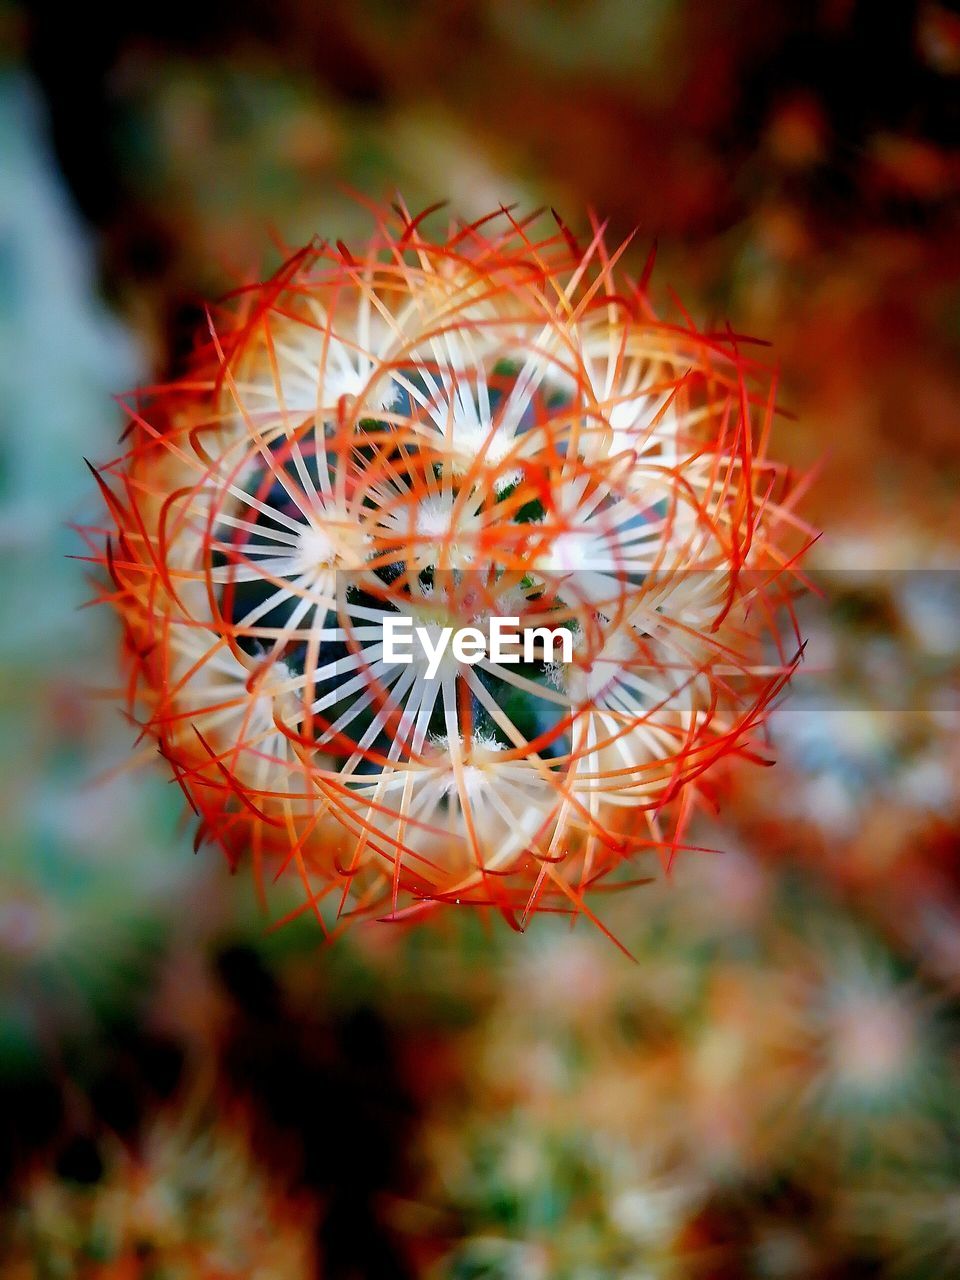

[1,1,960,1275]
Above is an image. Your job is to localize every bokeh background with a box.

[2,2,960,1275]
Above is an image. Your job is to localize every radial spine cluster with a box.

[89,204,809,931]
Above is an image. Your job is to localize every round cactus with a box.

[88,203,810,932]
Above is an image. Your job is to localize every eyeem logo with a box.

[382,615,574,680]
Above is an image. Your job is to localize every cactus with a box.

[88,202,811,932]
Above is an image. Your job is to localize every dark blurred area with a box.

[1,1,959,1276]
